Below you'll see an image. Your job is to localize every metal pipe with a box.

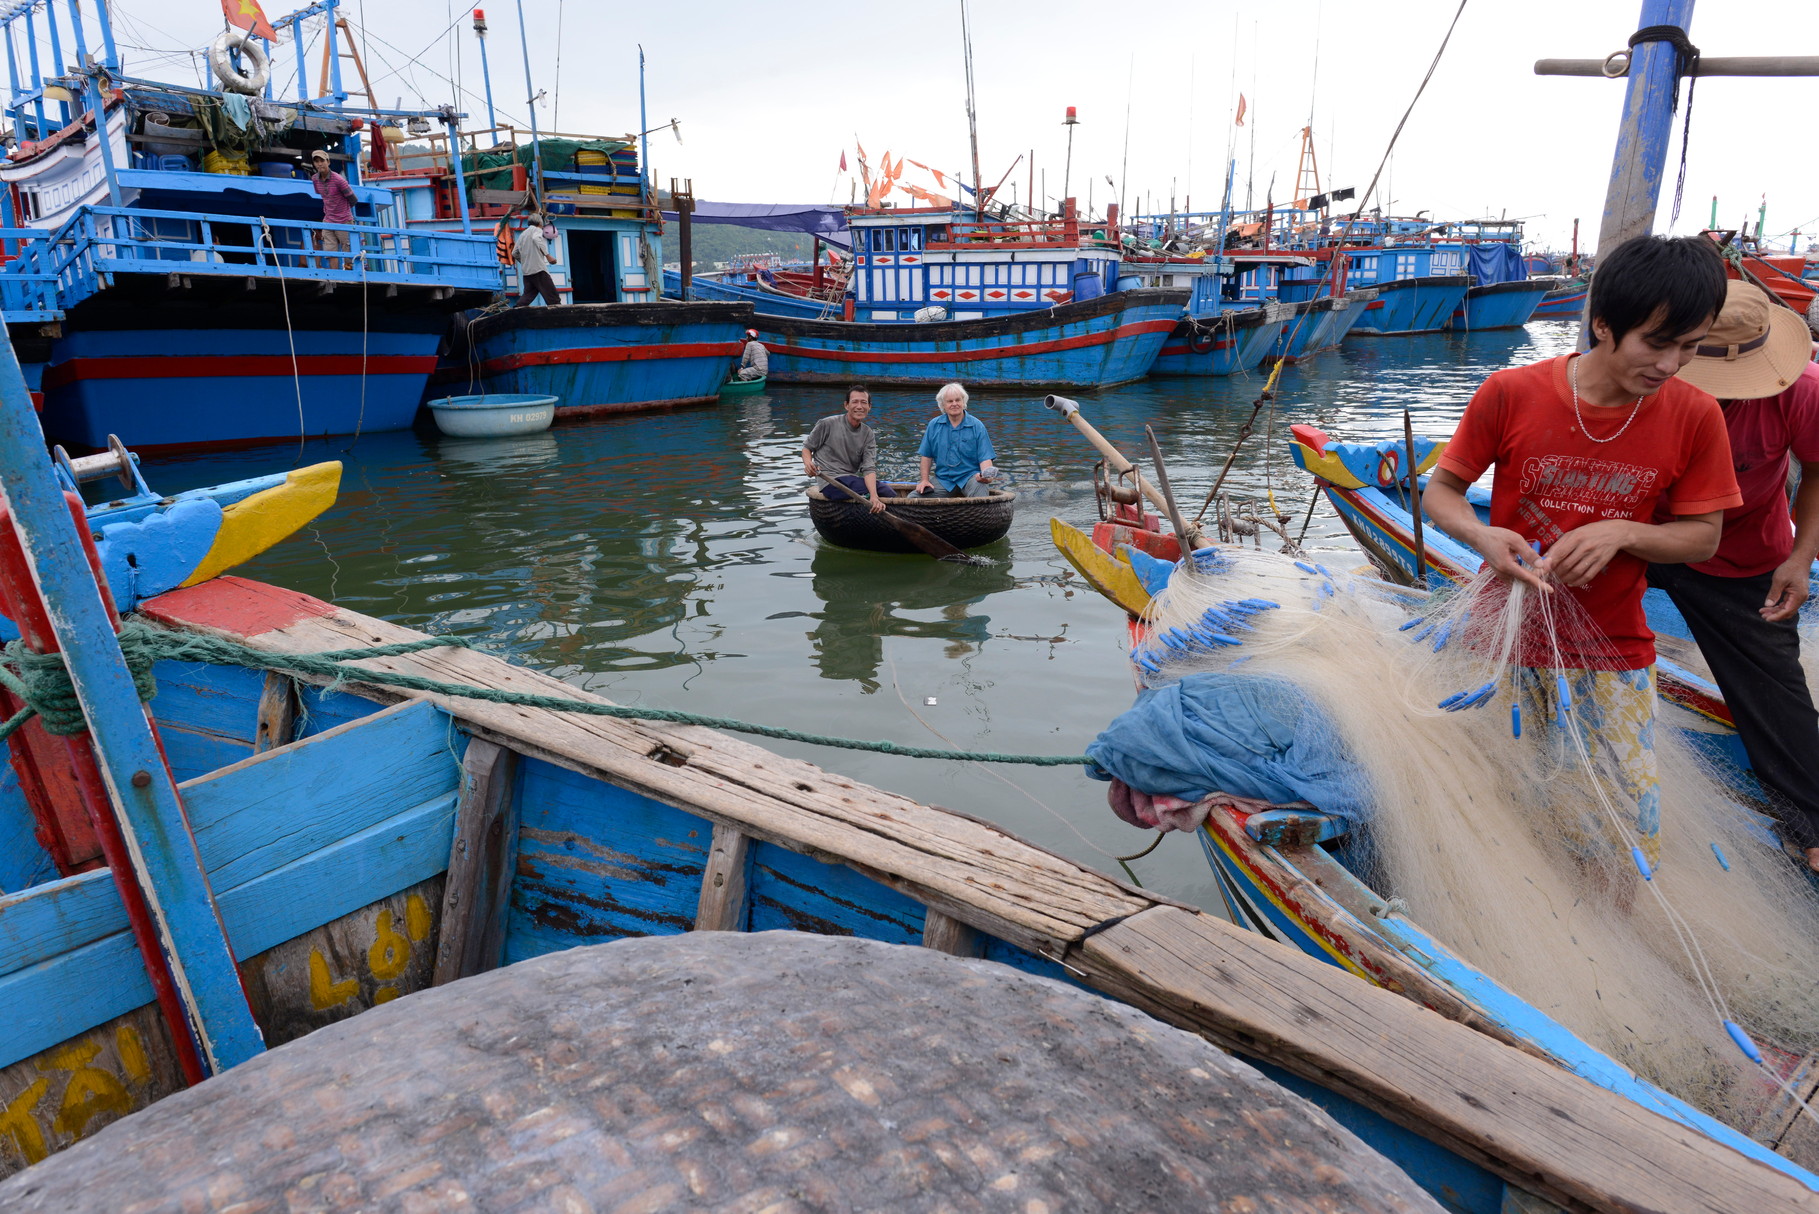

[1536,54,1819,77]
[474,8,497,130]
[443,113,472,235]
[1045,395,1171,519]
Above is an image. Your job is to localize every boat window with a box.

[902,228,922,252]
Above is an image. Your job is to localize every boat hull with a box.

[807,484,1014,552]
[755,289,1188,388]
[1150,307,1284,376]
[1450,278,1558,330]
[1349,275,1471,335]
[467,301,754,418]
[1532,283,1587,318]
[663,268,831,319]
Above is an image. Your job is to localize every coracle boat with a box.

[718,374,767,397]
[807,482,1015,553]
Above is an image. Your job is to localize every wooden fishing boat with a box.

[806,482,1014,553]
[1532,279,1589,318]
[1,464,1813,1211]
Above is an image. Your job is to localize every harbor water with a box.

[150,322,1577,912]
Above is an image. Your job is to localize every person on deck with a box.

[737,330,769,381]
[512,214,561,308]
[915,383,997,497]
[1656,280,1819,871]
[803,384,893,514]
[309,150,357,271]
[1423,234,1740,870]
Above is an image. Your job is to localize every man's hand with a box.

[1476,526,1550,592]
[914,480,935,495]
[803,458,818,478]
[977,460,997,482]
[1538,520,1634,588]
[867,494,887,514]
[1763,555,1813,622]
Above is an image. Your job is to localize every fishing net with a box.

[1130,545,1819,1141]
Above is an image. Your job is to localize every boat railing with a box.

[0,227,65,321]
[373,124,660,224]
[28,205,499,307]
[926,215,1084,250]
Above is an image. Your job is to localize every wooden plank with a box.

[252,672,298,753]
[0,932,153,1071]
[693,824,749,932]
[179,700,457,891]
[921,908,979,958]
[433,738,518,984]
[0,870,125,979]
[1074,906,1819,1214]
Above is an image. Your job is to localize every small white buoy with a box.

[924,697,938,706]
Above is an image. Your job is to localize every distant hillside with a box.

[668,222,822,272]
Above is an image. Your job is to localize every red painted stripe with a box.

[1159,340,1237,355]
[478,340,742,376]
[140,575,336,639]
[765,318,1175,365]
[43,354,436,389]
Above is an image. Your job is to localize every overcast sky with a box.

[109,0,1817,253]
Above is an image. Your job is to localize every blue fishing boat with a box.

[1434,222,1561,330]
[1533,280,1590,317]
[1124,254,1286,377]
[1339,244,1472,335]
[662,266,831,319]
[0,0,500,451]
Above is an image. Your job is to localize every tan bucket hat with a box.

[1676,280,1814,400]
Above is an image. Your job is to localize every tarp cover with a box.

[658,202,848,237]
[1466,242,1527,287]
[462,138,633,193]
[1084,673,1371,824]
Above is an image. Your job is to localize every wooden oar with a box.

[814,473,984,564]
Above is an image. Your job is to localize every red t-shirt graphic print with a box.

[1438,354,1741,668]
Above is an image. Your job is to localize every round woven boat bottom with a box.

[0,932,1441,1213]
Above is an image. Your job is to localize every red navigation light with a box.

[473,8,488,33]
[1064,106,1078,124]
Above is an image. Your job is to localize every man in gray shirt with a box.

[802,385,894,513]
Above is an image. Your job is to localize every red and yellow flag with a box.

[220,0,279,42]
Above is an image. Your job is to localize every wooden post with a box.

[433,737,520,984]
[1592,0,1697,260]
[672,177,694,301]
[921,909,980,958]
[253,672,298,754]
[694,823,750,932]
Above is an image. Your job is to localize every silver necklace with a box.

[1570,356,1643,444]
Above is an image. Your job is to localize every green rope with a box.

[0,621,1092,767]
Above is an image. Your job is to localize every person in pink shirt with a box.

[1655,280,1819,870]
[309,149,357,271]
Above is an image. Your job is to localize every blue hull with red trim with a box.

[39,328,441,452]
[464,301,755,418]
[1532,283,1588,318]
[1150,304,1285,377]
[1348,275,1471,336]
[1448,279,1557,331]
[754,288,1188,388]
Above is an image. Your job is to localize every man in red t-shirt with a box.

[1652,280,1819,870]
[1425,235,1739,865]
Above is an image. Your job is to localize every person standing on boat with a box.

[737,330,769,381]
[914,383,997,497]
[803,384,893,513]
[1423,235,1740,869]
[1654,281,1819,872]
[309,150,357,271]
[511,213,561,308]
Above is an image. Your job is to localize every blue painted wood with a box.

[0,930,154,1072]
[147,659,264,781]
[0,868,125,978]
[1449,281,1555,331]
[1595,0,1698,256]
[0,759,53,895]
[1349,278,1472,336]
[746,840,925,944]
[0,330,263,1070]
[295,685,389,738]
[93,499,222,608]
[180,700,459,892]
[977,933,1082,988]
[662,268,829,319]
[502,756,712,964]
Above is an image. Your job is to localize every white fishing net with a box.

[1135,545,1819,1141]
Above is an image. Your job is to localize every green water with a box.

[152,322,1577,912]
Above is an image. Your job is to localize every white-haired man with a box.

[914,382,996,497]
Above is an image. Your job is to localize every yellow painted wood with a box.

[180,462,342,588]
[1049,518,1150,616]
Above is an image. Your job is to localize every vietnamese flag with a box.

[221,0,279,41]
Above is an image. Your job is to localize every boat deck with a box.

[127,575,1819,1213]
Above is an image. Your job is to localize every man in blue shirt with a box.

[915,382,997,496]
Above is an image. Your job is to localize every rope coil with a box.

[0,622,1091,767]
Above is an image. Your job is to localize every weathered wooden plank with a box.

[1075,906,1819,1214]
[693,823,750,932]
[0,932,153,1071]
[747,840,925,945]
[180,700,458,890]
[252,672,298,753]
[432,737,518,985]
[920,908,979,958]
[0,762,52,896]
[0,870,126,979]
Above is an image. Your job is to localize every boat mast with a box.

[512,0,547,207]
[960,0,982,218]
[1590,0,1697,258]
[473,8,498,131]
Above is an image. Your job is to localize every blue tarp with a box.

[1465,242,1526,287]
[1084,673,1372,824]
[658,202,847,236]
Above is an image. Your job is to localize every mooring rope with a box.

[0,621,1092,767]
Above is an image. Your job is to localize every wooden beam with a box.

[921,909,979,958]
[693,823,749,932]
[432,738,518,985]
[252,673,297,754]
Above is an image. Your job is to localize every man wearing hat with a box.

[736,329,769,381]
[309,149,357,271]
[511,213,561,308]
[1655,280,1819,870]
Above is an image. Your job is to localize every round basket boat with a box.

[808,482,1015,553]
[427,394,558,438]
[719,375,767,396]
